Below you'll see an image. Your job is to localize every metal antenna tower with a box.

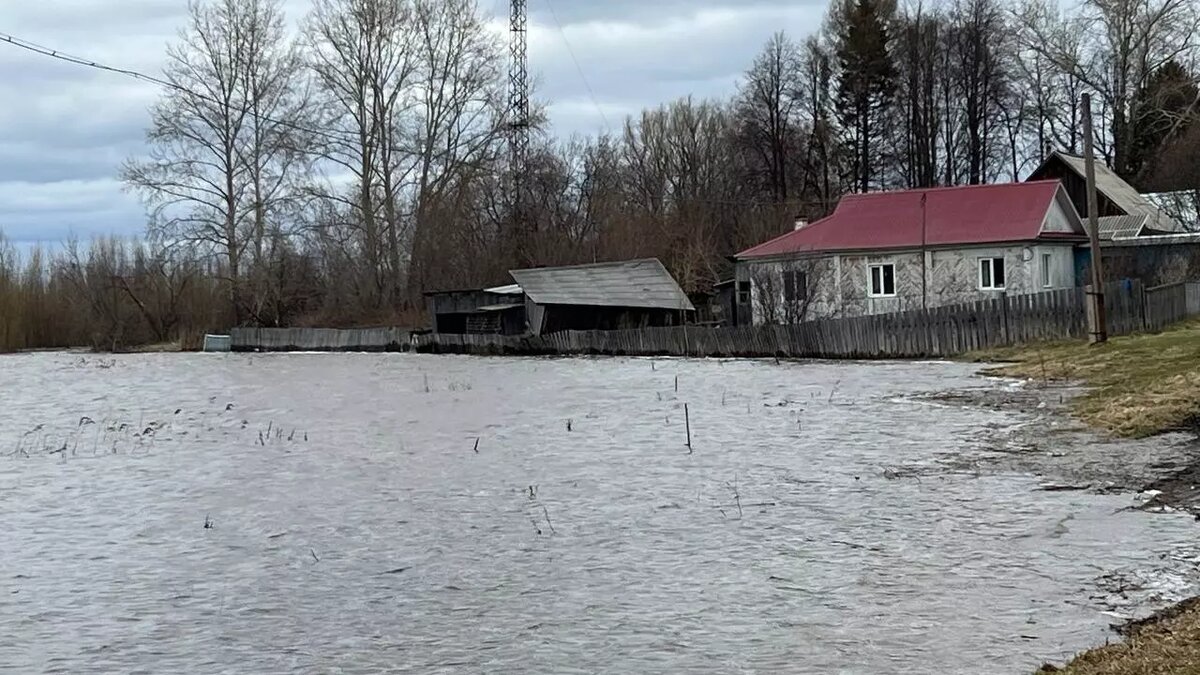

[508,0,531,264]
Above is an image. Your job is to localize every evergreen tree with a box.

[1129,60,1199,185]
[834,0,898,192]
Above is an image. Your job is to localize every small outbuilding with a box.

[424,287,526,335]
[510,258,695,336]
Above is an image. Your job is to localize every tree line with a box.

[2,0,1199,351]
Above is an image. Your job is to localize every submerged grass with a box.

[966,319,1200,438]
[968,321,1200,672]
[1036,599,1200,674]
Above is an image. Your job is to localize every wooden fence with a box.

[413,280,1200,359]
[230,327,409,352]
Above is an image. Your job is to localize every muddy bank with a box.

[920,380,1200,516]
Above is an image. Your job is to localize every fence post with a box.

[1001,293,1010,345]
[1141,281,1149,332]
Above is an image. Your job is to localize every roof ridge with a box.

[839,180,1059,201]
[509,257,662,274]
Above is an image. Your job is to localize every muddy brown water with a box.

[1,353,1197,674]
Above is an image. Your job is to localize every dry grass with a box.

[1036,599,1200,674]
[966,319,1200,438]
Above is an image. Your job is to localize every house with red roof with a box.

[732,180,1088,324]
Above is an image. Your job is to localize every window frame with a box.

[1040,252,1053,288]
[782,270,808,306]
[978,256,1006,291]
[737,281,751,306]
[867,263,897,298]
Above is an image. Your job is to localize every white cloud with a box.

[0,0,825,242]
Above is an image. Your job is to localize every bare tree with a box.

[306,0,418,307]
[891,2,943,188]
[1015,0,1200,176]
[406,0,505,297]
[735,32,805,202]
[124,0,308,323]
[750,258,827,324]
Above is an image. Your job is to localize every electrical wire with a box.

[0,31,426,151]
[540,0,611,132]
[0,29,828,211]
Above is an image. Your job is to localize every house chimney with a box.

[793,217,808,231]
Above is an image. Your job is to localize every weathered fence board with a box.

[413,279,1200,359]
[230,327,410,352]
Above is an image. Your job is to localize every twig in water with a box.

[423,374,430,393]
[310,548,320,562]
[725,476,743,519]
[685,403,692,453]
[674,375,679,393]
[267,421,273,436]
[473,437,480,453]
[828,380,841,404]
[566,419,572,432]
[541,505,556,534]
[721,391,726,406]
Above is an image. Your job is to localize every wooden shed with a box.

[510,259,695,336]
[424,287,526,335]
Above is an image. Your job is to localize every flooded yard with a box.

[1,353,1197,673]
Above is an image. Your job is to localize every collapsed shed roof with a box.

[1030,152,1182,233]
[509,258,695,311]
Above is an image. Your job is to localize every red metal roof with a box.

[737,180,1077,259]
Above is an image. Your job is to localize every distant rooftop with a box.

[1031,151,1182,233]
[509,258,695,311]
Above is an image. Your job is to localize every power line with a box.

[541,0,611,132]
[0,30,833,212]
[0,31,364,149]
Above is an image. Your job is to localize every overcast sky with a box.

[0,0,825,244]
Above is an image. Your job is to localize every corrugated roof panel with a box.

[737,181,1071,259]
[510,259,695,311]
[1052,153,1182,232]
[484,283,523,295]
[1095,214,1148,240]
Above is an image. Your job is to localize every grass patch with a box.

[1037,599,1200,674]
[964,319,1200,438]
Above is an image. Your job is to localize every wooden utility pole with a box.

[1081,93,1108,344]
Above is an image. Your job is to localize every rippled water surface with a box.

[1,352,1196,674]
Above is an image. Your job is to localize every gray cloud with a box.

[0,0,823,244]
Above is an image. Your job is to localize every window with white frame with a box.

[979,257,1006,290]
[1041,253,1053,288]
[868,263,896,297]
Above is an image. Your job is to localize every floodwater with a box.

[1,353,1197,674]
